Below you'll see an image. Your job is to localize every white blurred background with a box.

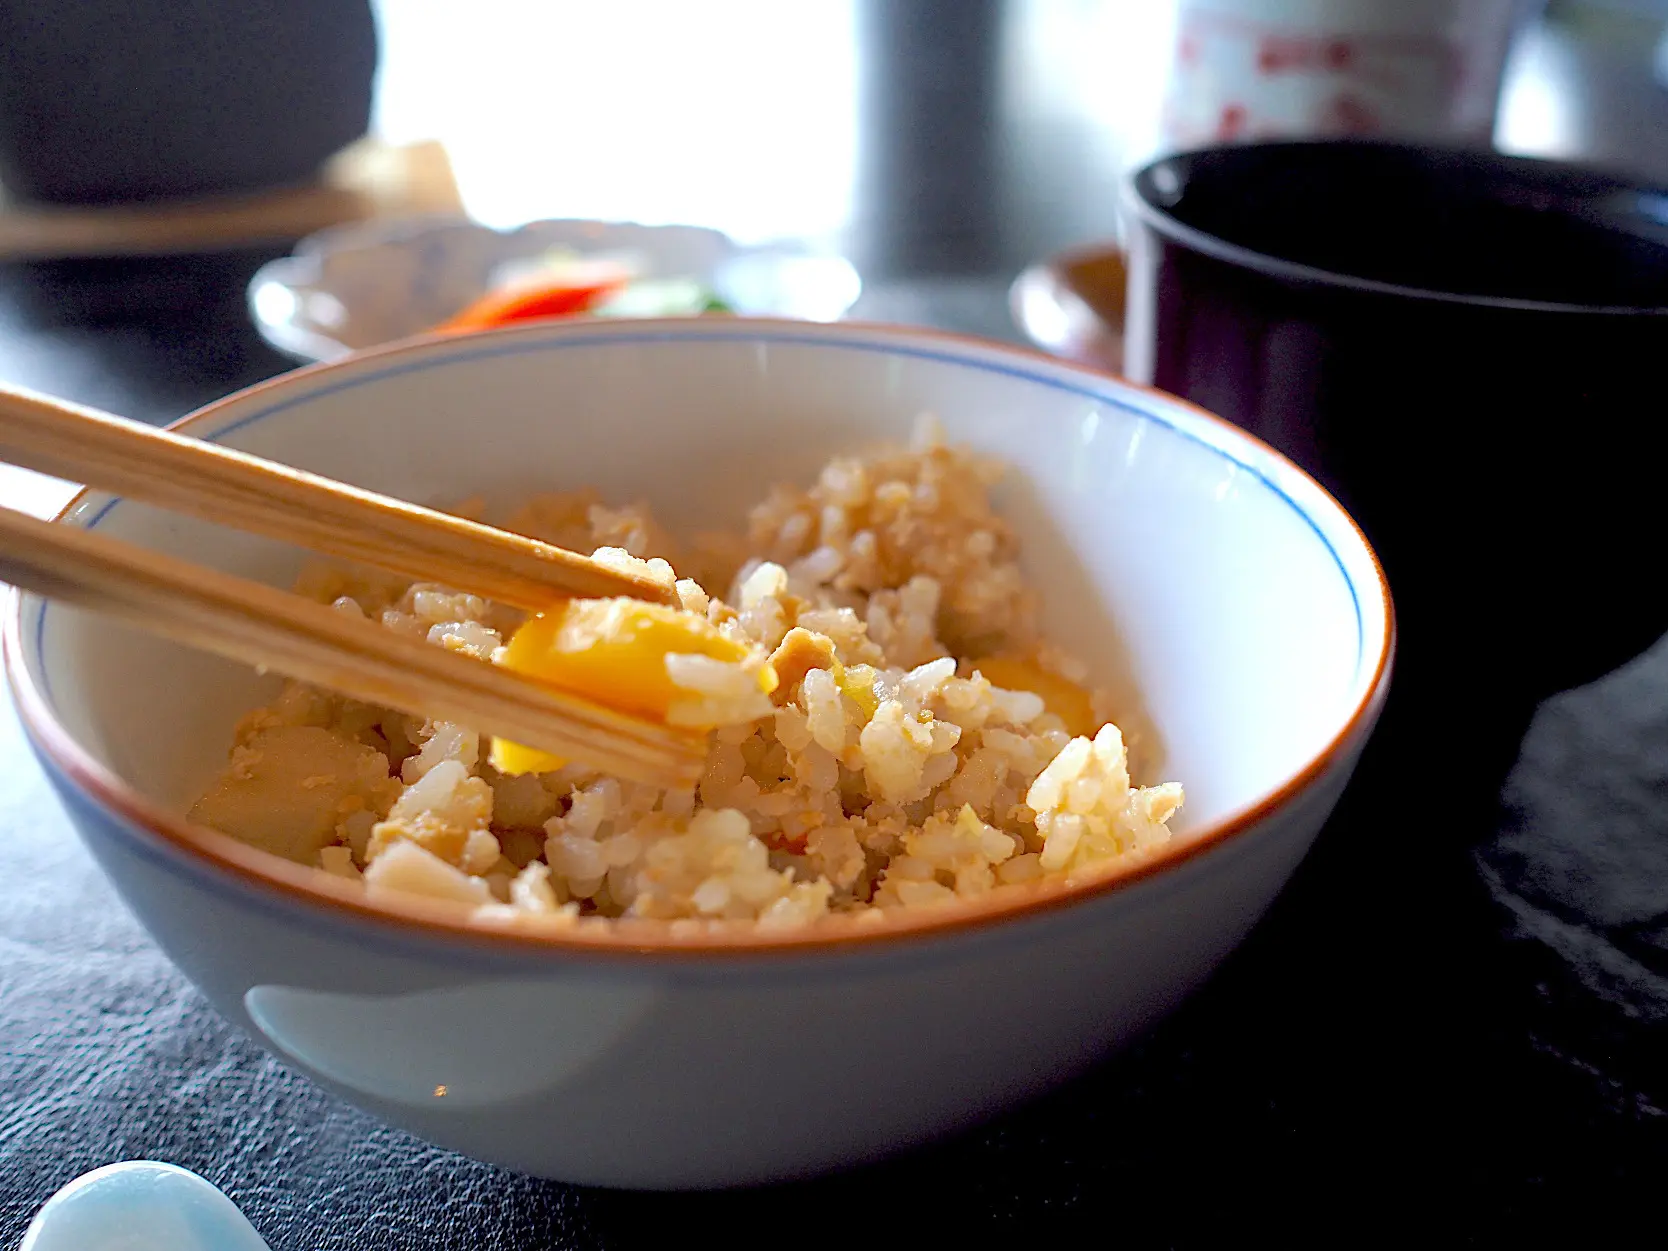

[367,0,1668,247]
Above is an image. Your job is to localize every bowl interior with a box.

[17,323,1385,848]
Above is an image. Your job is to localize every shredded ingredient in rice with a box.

[189,419,1183,931]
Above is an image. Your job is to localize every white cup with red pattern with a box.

[1162,0,1538,148]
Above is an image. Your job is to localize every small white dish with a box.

[248,215,863,363]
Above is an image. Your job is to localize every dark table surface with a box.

[3,2,1667,1245]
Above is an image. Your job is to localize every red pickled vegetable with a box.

[433,267,633,334]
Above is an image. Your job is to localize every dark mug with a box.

[1123,142,1668,790]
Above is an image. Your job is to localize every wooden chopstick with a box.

[0,384,679,610]
[0,504,706,790]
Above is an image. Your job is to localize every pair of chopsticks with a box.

[0,384,706,789]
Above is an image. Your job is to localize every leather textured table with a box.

[2,3,1666,1244]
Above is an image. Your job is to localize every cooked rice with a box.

[189,418,1183,931]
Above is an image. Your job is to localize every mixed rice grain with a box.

[190,419,1183,931]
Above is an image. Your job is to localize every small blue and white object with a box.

[21,1162,271,1251]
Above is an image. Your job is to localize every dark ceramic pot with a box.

[1123,141,1668,791]
[0,0,377,205]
